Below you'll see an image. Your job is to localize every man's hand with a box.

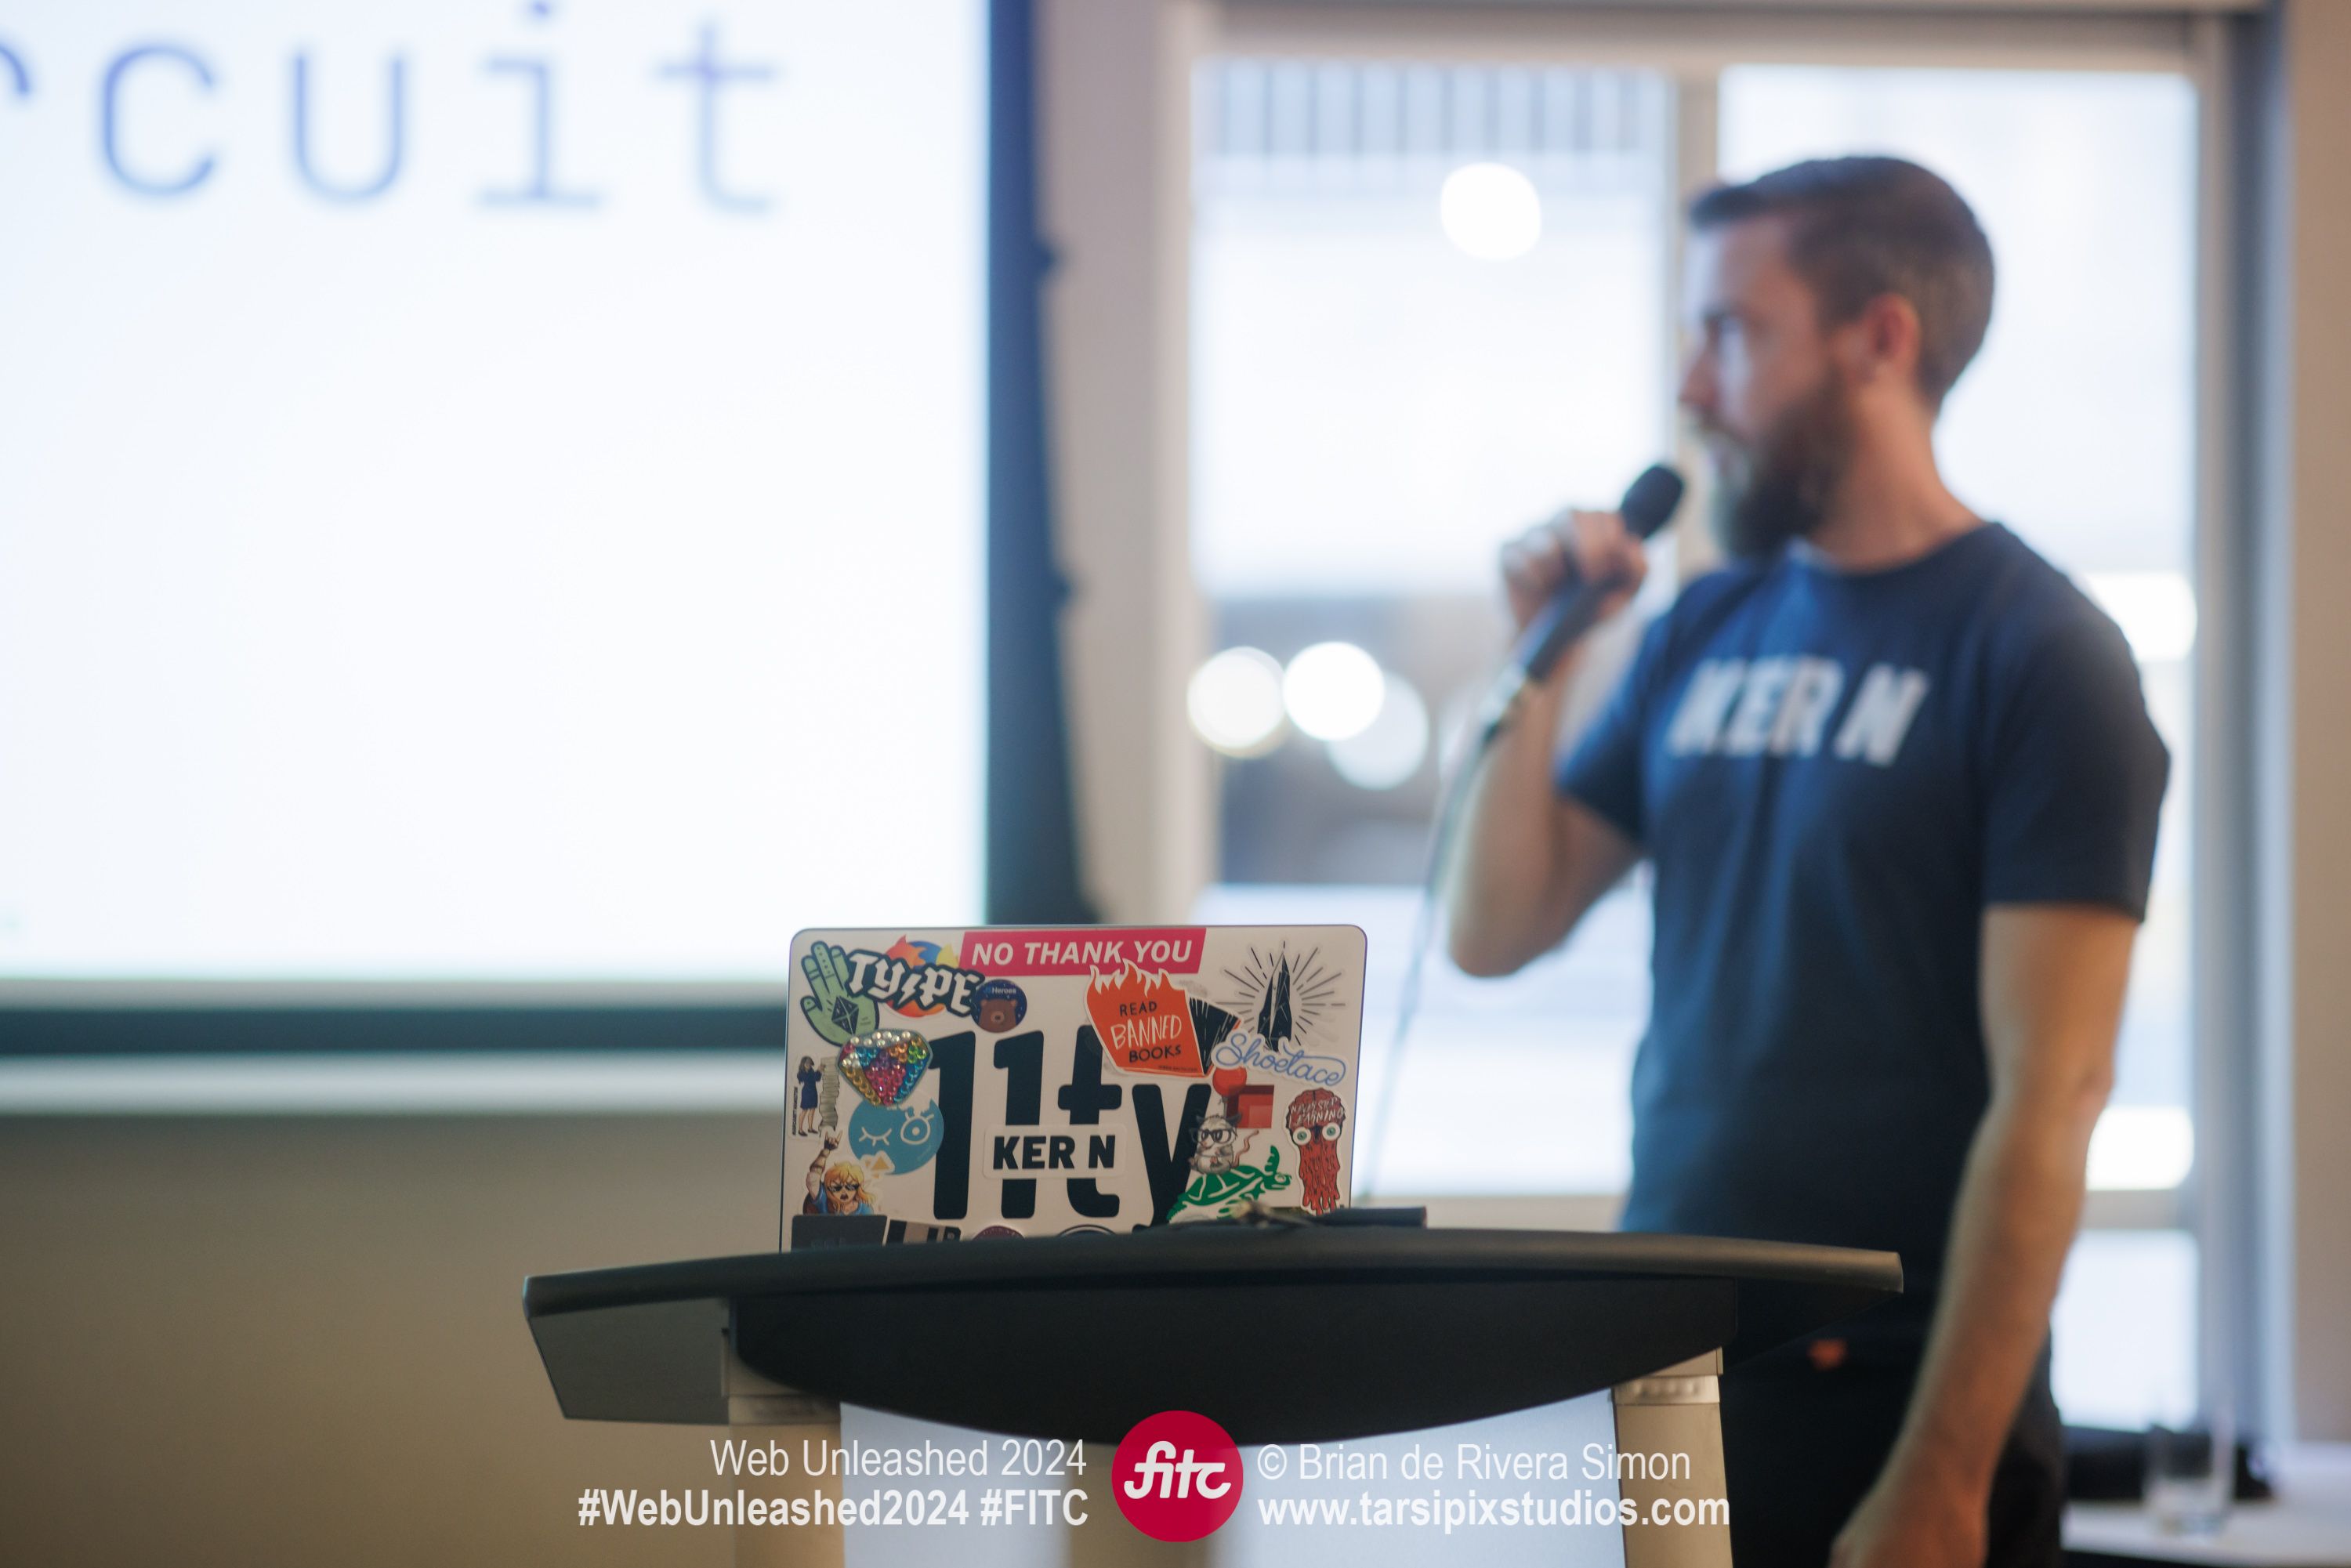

[799,941,877,1047]
[1831,1466,1987,1568]
[1498,506,1650,634]
[1447,500,1651,980]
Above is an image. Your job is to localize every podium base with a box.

[726,1339,844,1567]
[1612,1351,1732,1567]
[727,1418,843,1568]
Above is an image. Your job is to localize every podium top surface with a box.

[524,1226,1901,1443]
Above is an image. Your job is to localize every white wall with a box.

[0,1114,773,1565]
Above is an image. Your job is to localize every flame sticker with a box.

[1085,961,1206,1078]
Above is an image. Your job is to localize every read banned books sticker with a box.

[1113,1410,1243,1542]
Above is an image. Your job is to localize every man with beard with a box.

[1447,158,2168,1567]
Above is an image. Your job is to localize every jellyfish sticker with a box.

[1284,1088,1347,1215]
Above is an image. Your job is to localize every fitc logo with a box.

[1112,1410,1244,1542]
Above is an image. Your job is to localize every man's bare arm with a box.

[1444,508,1648,978]
[1444,660,1640,976]
[1832,903,2137,1568]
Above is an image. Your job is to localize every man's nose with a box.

[1676,348,1715,417]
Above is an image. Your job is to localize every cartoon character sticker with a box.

[1285,1087,1348,1215]
[847,1095,945,1177]
[1193,1114,1248,1176]
[973,977,1027,1034]
[794,1054,824,1136]
[1167,1115,1292,1222]
[802,1128,877,1216]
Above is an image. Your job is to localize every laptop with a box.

[782,925,1366,1246]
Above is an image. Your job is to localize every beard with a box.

[1704,368,1858,561]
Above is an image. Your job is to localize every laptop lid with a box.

[782,925,1366,1244]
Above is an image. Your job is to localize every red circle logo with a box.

[1111,1410,1244,1541]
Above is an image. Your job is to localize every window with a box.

[1187,46,2205,1429]
[1721,64,2201,1426]
[1190,58,1675,1196]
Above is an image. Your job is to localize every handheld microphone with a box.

[1479,462,1686,739]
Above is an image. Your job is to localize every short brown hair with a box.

[1690,156,1994,405]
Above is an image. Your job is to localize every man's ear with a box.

[1849,292,1925,391]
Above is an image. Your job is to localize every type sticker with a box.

[838,1029,932,1109]
[1085,963,1205,1078]
[874,936,977,1019]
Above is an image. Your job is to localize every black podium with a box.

[526,1226,1900,1566]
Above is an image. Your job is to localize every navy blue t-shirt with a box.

[1557,523,2168,1331]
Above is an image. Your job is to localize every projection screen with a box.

[0,2,987,1010]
